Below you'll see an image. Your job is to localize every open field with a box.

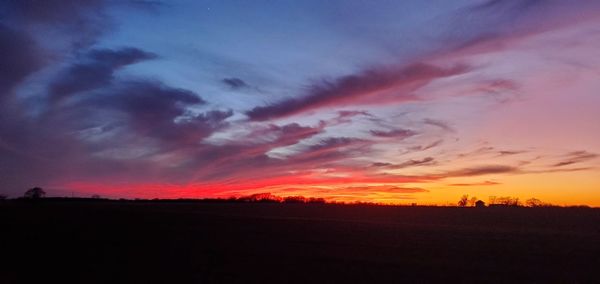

[2,200,599,283]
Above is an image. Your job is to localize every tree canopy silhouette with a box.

[24,187,46,199]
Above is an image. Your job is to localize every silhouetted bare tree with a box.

[458,195,469,207]
[24,187,45,199]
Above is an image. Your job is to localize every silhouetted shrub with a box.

[24,187,45,199]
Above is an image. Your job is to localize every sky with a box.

[1,0,599,205]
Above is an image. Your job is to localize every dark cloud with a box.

[370,128,416,139]
[408,140,443,152]
[447,0,600,59]
[0,24,44,98]
[222,77,249,89]
[163,121,328,182]
[530,167,593,174]
[85,80,233,150]
[498,150,527,156]
[337,185,428,194]
[445,165,518,177]
[1,0,159,49]
[423,119,454,132]
[306,137,365,153]
[337,110,371,118]
[470,0,544,14]
[265,122,325,147]
[0,0,110,49]
[1,0,105,25]
[448,181,501,186]
[371,157,435,169]
[552,151,598,167]
[0,0,239,196]
[371,162,393,167]
[246,63,469,121]
[49,48,157,102]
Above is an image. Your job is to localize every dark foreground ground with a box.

[2,200,600,283]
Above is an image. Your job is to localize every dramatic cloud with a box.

[370,128,416,139]
[0,0,108,48]
[49,48,158,102]
[222,77,249,89]
[246,63,469,121]
[0,24,43,98]
[1,1,599,206]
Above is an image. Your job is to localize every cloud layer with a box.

[0,1,599,205]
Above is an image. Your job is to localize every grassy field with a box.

[2,200,599,283]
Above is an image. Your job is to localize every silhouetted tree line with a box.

[235,193,326,204]
[458,194,559,208]
[1,187,591,209]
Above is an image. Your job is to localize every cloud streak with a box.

[246,63,469,121]
[552,151,598,167]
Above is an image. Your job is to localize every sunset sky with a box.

[1,0,599,205]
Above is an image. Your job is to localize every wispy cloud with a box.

[246,63,469,121]
[222,77,249,89]
[448,181,501,187]
[552,151,598,167]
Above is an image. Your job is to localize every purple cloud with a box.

[49,48,157,102]
[222,77,249,89]
[552,151,598,167]
[370,128,416,139]
[246,63,469,121]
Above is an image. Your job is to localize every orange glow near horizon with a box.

[2,1,600,207]
[58,167,600,207]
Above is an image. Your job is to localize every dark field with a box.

[2,201,600,283]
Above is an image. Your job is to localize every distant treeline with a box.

[2,191,332,204]
[1,189,595,208]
